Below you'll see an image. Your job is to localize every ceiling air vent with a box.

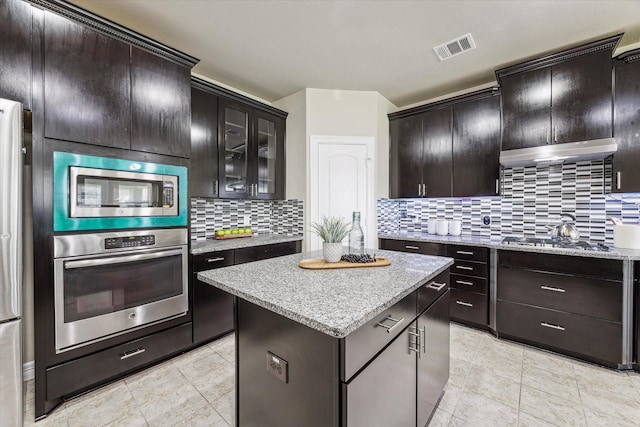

[433,33,476,61]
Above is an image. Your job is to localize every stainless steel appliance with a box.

[53,152,188,232]
[0,98,24,426]
[502,236,611,252]
[53,228,188,353]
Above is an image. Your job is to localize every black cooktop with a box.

[501,236,611,252]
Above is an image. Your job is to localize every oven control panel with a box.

[105,235,155,249]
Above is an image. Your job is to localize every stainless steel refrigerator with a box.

[0,98,24,427]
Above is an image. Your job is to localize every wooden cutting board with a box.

[215,232,253,240]
[298,257,391,270]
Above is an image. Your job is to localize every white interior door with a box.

[310,136,375,251]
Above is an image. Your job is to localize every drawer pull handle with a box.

[456,265,473,271]
[455,301,473,307]
[405,245,420,250]
[377,316,405,333]
[456,280,474,286]
[541,285,565,293]
[120,347,146,360]
[541,322,565,331]
[427,281,447,291]
[456,251,474,256]
[206,257,226,263]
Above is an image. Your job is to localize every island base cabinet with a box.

[417,291,450,427]
[343,325,417,427]
[236,299,340,427]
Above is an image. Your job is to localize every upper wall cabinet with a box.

[218,98,286,200]
[497,35,621,150]
[39,3,197,157]
[131,47,191,157]
[453,93,501,197]
[389,88,500,199]
[0,0,32,109]
[612,50,640,193]
[44,11,131,149]
[191,77,287,200]
[190,85,219,198]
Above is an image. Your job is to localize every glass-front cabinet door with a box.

[218,99,250,198]
[253,110,284,199]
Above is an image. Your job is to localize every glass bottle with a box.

[349,211,365,254]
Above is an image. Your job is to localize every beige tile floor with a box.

[25,323,640,426]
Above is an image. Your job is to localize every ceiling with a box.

[68,0,640,108]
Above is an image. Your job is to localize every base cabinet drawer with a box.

[450,288,487,326]
[234,241,299,264]
[46,323,192,399]
[498,266,622,322]
[450,273,488,294]
[379,238,444,256]
[497,301,622,366]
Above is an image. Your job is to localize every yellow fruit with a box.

[216,230,225,236]
[224,230,231,235]
[231,229,239,234]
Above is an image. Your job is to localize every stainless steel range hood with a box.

[499,138,617,167]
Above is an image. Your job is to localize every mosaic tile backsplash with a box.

[190,198,304,242]
[378,159,640,245]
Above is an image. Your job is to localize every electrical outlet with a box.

[266,351,288,383]
[243,214,251,226]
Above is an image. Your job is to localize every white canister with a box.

[427,219,437,234]
[436,220,449,236]
[450,220,462,236]
[613,225,640,249]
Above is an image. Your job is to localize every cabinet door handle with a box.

[377,316,405,333]
[214,180,219,194]
[423,184,427,197]
[206,257,226,263]
[616,172,622,190]
[418,183,422,197]
[427,281,447,291]
[541,285,565,293]
[545,127,549,144]
[456,265,473,271]
[456,280,474,286]
[455,301,473,307]
[120,347,146,360]
[554,126,558,143]
[405,245,420,250]
[495,178,499,194]
[408,326,426,357]
[541,322,565,331]
[456,250,474,256]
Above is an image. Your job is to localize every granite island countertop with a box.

[197,249,453,338]
[191,234,303,254]
[379,232,640,261]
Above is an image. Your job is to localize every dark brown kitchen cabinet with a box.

[131,48,191,158]
[389,87,500,198]
[389,113,423,198]
[453,93,501,196]
[498,35,620,151]
[43,11,131,148]
[612,50,640,193]
[497,250,623,367]
[0,0,32,109]
[191,240,301,344]
[190,86,219,198]
[218,98,286,199]
[389,107,451,198]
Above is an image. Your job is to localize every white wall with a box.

[274,88,397,250]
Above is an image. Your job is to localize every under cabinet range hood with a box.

[499,138,617,167]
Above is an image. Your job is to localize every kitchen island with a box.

[198,249,453,427]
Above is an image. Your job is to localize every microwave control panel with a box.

[105,235,156,249]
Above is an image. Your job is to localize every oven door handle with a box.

[64,249,183,269]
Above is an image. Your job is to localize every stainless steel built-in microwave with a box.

[53,152,187,231]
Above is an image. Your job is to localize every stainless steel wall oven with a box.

[53,228,188,353]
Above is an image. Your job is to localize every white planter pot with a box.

[323,242,343,263]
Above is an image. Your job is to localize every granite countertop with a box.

[197,249,453,338]
[191,234,303,254]
[378,232,640,261]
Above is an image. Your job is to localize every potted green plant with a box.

[310,216,351,262]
